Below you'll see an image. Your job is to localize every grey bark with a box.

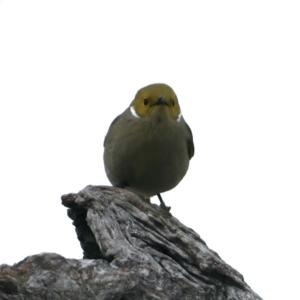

[0,185,262,300]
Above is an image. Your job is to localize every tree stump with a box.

[0,185,262,300]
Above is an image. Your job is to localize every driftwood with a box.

[0,185,262,300]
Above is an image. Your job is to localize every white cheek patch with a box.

[130,106,140,118]
[177,111,182,122]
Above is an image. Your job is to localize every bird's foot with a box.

[159,202,171,212]
[157,193,171,212]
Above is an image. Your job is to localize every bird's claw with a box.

[160,202,171,213]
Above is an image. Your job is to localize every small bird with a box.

[103,83,194,211]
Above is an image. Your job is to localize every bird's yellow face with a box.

[131,83,181,121]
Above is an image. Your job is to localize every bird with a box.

[103,83,194,211]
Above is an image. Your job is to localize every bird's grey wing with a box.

[103,114,122,147]
[185,122,194,159]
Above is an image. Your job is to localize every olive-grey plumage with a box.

[103,83,194,207]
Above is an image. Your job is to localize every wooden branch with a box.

[0,185,262,300]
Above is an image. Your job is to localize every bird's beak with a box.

[154,97,168,106]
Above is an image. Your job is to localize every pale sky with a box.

[0,1,299,299]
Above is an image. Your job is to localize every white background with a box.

[0,1,299,299]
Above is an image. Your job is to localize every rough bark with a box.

[0,185,262,300]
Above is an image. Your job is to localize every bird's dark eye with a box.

[143,98,148,105]
[172,100,175,107]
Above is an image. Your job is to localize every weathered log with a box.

[0,185,262,300]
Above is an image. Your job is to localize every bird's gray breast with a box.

[104,115,189,197]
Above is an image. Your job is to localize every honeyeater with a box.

[103,83,194,210]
